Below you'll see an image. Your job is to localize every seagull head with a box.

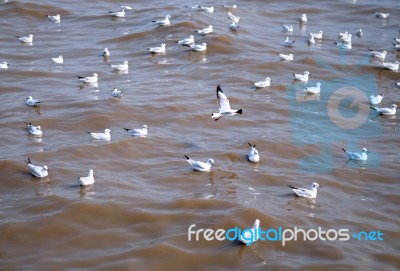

[161,43,166,47]
[93,73,98,77]
[312,182,321,188]
[304,71,310,75]
[391,104,398,109]
[207,158,214,165]
[37,126,41,130]
[142,125,148,130]
[105,128,111,133]
[43,165,48,170]
[27,96,32,100]
[361,148,369,153]
[123,60,129,65]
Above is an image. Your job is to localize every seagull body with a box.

[25,158,48,178]
[211,84,242,120]
[369,94,383,105]
[189,43,207,52]
[177,35,195,45]
[287,182,320,199]
[152,15,171,26]
[238,219,260,245]
[87,129,111,141]
[371,104,397,116]
[120,5,133,10]
[305,82,321,94]
[0,61,8,69]
[284,37,295,47]
[196,25,213,35]
[109,9,125,17]
[124,125,148,137]
[278,53,294,61]
[46,14,60,22]
[356,29,363,37]
[373,12,390,19]
[110,60,129,70]
[308,35,315,45]
[51,55,63,64]
[369,50,387,60]
[25,122,42,136]
[281,23,293,32]
[229,21,239,31]
[254,77,271,88]
[17,34,33,43]
[26,96,41,107]
[299,13,307,22]
[227,12,240,23]
[111,88,123,98]
[147,43,166,54]
[77,73,98,83]
[339,33,352,44]
[335,42,352,50]
[342,148,368,161]
[309,30,323,39]
[382,61,399,71]
[78,169,94,186]
[247,143,259,163]
[293,71,310,82]
[184,155,214,172]
[199,6,214,13]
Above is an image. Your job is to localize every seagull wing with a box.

[216,85,231,113]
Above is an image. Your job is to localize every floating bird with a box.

[373,11,390,19]
[26,96,41,107]
[287,182,321,198]
[152,15,171,26]
[369,94,383,105]
[371,104,397,116]
[199,6,214,13]
[278,53,294,61]
[394,38,400,44]
[46,14,61,22]
[229,21,239,31]
[25,158,49,178]
[308,35,315,45]
[281,23,293,32]
[309,30,323,39]
[111,88,123,98]
[305,82,321,94]
[238,219,260,245]
[195,25,213,35]
[147,43,166,54]
[109,9,125,17]
[0,61,8,69]
[16,34,33,43]
[120,4,133,10]
[177,35,195,45]
[342,148,368,161]
[334,42,352,50]
[284,37,295,47]
[87,129,111,141]
[396,82,400,87]
[25,122,42,136]
[102,48,110,57]
[299,13,307,22]
[110,60,129,70]
[222,4,237,9]
[356,29,363,37]
[124,125,148,137]
[293,71,310,82]
[393,43,400,51]
[339,33,352,44]
[78,169,94,186]
[369,50,387,60]
[382,61,399,71]
[227,11,240,23]
[254,77,271,88]
[51,55,63,64]
[211,84,242,120]
[184,155,214,172]
[189,43,207,52]
[247,143,259,163]
[76,73,98,83]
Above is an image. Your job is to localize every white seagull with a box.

[308,35,315,45]
[76,73,98,83]
[371,104,397,116]
[238,219,260,245]
[369,50,387,60]
[189,43,207,52]
[278,53,294,61]
[78,169,94,186]
[26,96,41,107]
[195,25,213,35]
[51,55,63,64]
[287,182,321,199]
[299,14,307,22]
[110,60,129,70]
[111,88,123,98]
[120,4,133,10]
[305,82,321,94]
[369,94,383,105]
[382,61,399,71]
[284,37,295,47]
[25,122,42,136]
[211,84,242,120]
[152,15,171,26]
[293,71,310,82]
[342,148,368,161]
[393,43,400,51]
[373,12,390,19]
[227,12,240,23]
[247,143,260,163]
[16,34,33,43]
[281,23,293,32]
[356,29,363,37]
[0,61,9,69]
[147,43,166,54]
[25,158,49,178]
[46,14,61,22]
[102,48,110,57]
[109,9,125,18]
[87,129,111,141]
[184,155,214,172]
[124,125,148,137]
[309,30,323,39]
[199,6,214,13]
[177,35,195,45]
[254,77,271,88]
[229,21,239,31]
[339,33,352,44]
[394,38,400,44]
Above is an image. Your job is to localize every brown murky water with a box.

[0,0,399,270]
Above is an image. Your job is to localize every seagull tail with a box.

[236,109,243,115]
[123,128,130,132]
[370,107,378,111]
[216,84,223,94]
[25,157,31,164]
[287,184,296,189]
[184,155,190,160]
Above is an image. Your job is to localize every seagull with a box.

[393,43,400,51]
[25,122,42,136]
[26,96,41,107]
[184,155,214,172]
[76,73,98,83]
[309,30,323,39]
[195,25,213,35]
[356,29,363,37]
[102,48,110,57]
[396,82,400,87]
[299,13,307,23]
[109,9,125,17]
[0,61,8,69]
[287,182,321,198]
[395,38,400,44]
[229,21,239,31]
[227,12,240,23]
[152,15,171,26]
[371,104,397,116]
[222,4,237,9]
[78,169,94,186]
[369,94,383,105]
[238,219,260,245]
[185,4,202,10]
[334,42,352,50]
[369,50,387,60]
[339,33,352,44]
[382,61,399,71]
[247,143,259,163]
[254,77,271,88]
[25,158,49,178]
[211,84,242,120]
[16,34,33,43]
[305,82,321,94]
[293,71,310,82]
[373,11,390,19]
[111,88,123,98]
[308,35,315,45]
[120,4,133,10]
[278,53,294,61]
[124,125,148,137]
[177,35,195,45]
[147,43,166,54]
[189,43,207,52]
[51,55,63,64]
[110,60,129,70]
[46,14,61,22]
[284,37,295,47]
[342,148,368,161]
[87,129,111,141]
[199,6,214,13]
[281,23,293,32]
